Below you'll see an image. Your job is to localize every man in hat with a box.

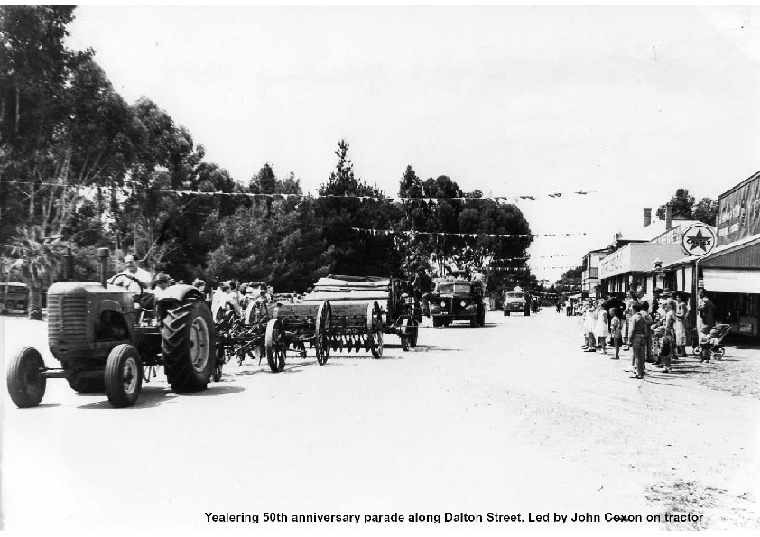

[152,272,172,299]
[244,284,270,326]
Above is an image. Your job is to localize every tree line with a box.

[1,6,536,315]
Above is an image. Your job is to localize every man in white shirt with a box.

[111,254,152,294]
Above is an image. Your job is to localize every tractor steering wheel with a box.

[108,272,146,300]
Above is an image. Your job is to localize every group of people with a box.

[115,254,307,327]
[579,289,717,379]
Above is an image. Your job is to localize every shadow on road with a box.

[76,383,246,410]
[409,344,463,352]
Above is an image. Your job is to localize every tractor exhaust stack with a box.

[97,248,110,288]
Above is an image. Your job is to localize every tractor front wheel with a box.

[7,346,46,408]
[105,344,143,408]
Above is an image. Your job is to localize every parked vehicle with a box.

[2,282,29,313]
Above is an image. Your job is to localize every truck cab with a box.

[503,287,530,316]
[430,278,485,327]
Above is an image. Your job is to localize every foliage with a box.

[656,188,717,226]
[316,140,402,277]
[692,197,718,227]
[397,170,534,293]
[206,199,333,292]
[554,266,582,295]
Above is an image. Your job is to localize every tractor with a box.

[6,248,216,408]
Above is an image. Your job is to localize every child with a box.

[698,325,712,363]
[609,307,621,359]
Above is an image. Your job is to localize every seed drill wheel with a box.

[265,318,286,373]
[366,302,384,359]
[7,346,46,408]
[315,301,331,366]
[162,300,217,393]
[400,317,420,351]
[105,344,143,408]
[212,345,225,382]
[401,318,411,351]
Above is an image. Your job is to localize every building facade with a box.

[698,172,760,339]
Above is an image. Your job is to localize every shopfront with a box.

[700,236,760,339]
[699,172,760,340]
[598,243,686,301]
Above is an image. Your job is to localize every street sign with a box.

[681,223,717,257]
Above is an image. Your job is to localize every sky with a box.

[65,5,760,283]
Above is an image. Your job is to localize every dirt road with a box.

[2,310,759,532]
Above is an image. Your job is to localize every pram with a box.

[692,323,731,361]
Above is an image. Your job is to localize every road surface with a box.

[2,309,759,532]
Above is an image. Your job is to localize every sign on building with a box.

[680,223,717,257]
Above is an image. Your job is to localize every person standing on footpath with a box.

[609,307,621,359]
[628,303,647,379]
[623,290,638,351]
[674,293,689,357]
[582,300,597,351]
[657,300,676,373]
[640,301,654,364]
[594,301,609,354]
[697,288,715,333]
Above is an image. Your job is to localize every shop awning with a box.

[702,268,760,293]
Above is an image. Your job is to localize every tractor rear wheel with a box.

[162,300,216,393]
[105,344,143,408]
[7,346,46,408]
[265,319,286,372]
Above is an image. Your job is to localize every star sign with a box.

[686,229,711,252]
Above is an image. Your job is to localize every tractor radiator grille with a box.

[48,295,89,346]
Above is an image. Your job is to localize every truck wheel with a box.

[105,344,143,408]
[265,319,286,372]
[7,347,46,408]
[162,300,216,393]
[68,376,105,393]
[432,317,442,328]
[505,311,511,316]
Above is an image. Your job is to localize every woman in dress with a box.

[594,301,610,354]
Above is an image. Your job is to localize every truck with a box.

[429,277,486,328]
[1,281,30,313]
[503,287,531,316]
